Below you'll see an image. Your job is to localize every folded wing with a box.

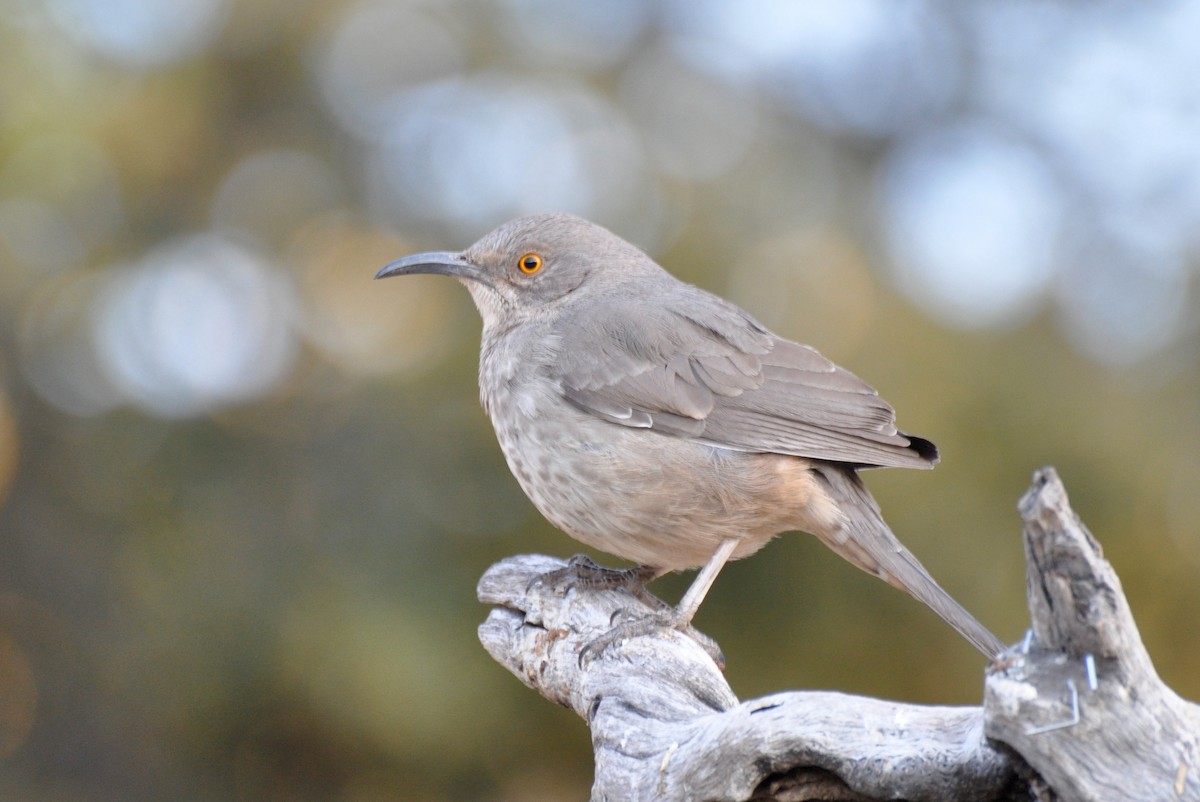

[552,296,937,469]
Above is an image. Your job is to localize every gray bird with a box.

[377,213,1005,660]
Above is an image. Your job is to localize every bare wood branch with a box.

[982,467,1200,802]
[478,555,1016,801]
[476,468,1200,801]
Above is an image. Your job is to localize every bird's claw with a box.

[577,610,725,670]
[527,556,661,602]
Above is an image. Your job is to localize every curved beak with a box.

[375,251,490,286]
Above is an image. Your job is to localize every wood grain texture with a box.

[478,555,1014,801]
[983,467,1200,802]
[477,468,1199,801]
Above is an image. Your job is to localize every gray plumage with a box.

[377,212,1004,659]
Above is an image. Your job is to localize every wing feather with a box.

[552,296,936,469]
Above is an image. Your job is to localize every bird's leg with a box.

[674,537,739,626]
[531,554,668,610]
[581,538,739,668]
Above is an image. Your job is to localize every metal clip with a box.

[1026,678,1080,735]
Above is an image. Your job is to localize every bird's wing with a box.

[552,297,936,469]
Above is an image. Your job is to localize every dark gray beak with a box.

[375,251,489,285]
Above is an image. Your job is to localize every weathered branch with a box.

[478,558,1015,800]
[983,467,1200,801]
[477,468,1199,802]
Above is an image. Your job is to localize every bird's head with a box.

[376,213,657,327]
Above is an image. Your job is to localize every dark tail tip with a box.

[903,433,940,465]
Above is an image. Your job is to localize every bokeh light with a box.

[314,0,468,139]
[46,0,231,67]
[497,0,652,71]
[877,124,1063,328]
[212,149,345,249]
[1013,0,1200,253]
[666,0,957,137]
[1057,238,1191,367]
[92,235,298,418]
[0,199,86,277]
[18,271,125,417]
[618,48,760,182]
[294,217,460,376]
[0,134,124,261]
[367,76,593,230]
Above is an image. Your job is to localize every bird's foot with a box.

[528,557,723,668]
[580,608,725,670]
[530,555,666,611]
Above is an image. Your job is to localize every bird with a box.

[376,212,1005,661]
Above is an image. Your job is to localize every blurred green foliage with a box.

[1,1,1198,800]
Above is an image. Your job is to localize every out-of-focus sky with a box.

[1,0,1198,799]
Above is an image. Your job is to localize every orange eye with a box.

[518,253,543,274]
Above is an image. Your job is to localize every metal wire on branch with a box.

[477,468,1200,802]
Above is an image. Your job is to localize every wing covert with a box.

[551,298,936,468]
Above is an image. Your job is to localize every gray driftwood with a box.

[477,468,1199,801]
[983,468,1200,801]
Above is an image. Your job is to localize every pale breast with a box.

[488,390,812,569]
[478,327,819,570]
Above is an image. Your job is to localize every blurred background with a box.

[1,0,1198,798]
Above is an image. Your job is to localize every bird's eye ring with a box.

[518,253,543,275]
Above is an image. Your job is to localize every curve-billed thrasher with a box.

[377,213,1005,660]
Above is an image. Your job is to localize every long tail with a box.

[811,465,1006,659]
